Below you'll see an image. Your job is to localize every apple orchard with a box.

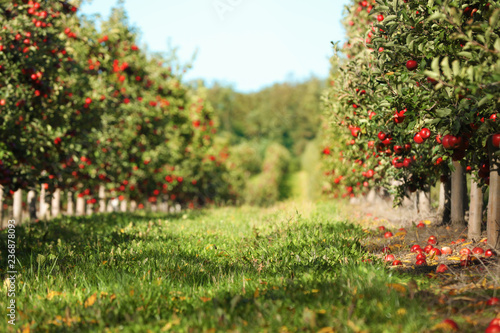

[321,0,500,249]
[0,1,237,221]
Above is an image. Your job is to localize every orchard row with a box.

[0,1,238,223]
[322,0,499,248]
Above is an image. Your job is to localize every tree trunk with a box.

[120,200,127,212]
[468,178,483,241]
[51,188,61,218]
[27,190,37,221]
[39,185,48,220]
[487,139,500,249]
[76,196,85,216]
[99,185,106,213]
[13,189,23,224]
[130,200,137,212]
[86,202,93,216]
[418,190,431,214]
[451,161,466,228]
[67,191,74,216]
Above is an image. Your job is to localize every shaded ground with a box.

[338,197,500,331]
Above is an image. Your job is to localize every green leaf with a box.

[441,57,452,80]
[436,108,451,117]
[457,51,473,59]
[452,60,460,77]
[431,57,440,74]
[426,12,445,22]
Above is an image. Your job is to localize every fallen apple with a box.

[485,249,497,257]
[392,260,402,266]
[486,325,500,333]
[384,231,393,238]
[460,248,472,256]
[424,245,434,253]
[441,247,452,255]
[487,297,499,306]
[427,235,437,245]
[410,244,421,253]
[441,319,459,331]
[416,253,426,261]
[429,248,442,256]
[385,254,396,262]
[416,222,425,228]
[378,226,386,231]
[436,264,448,273]
[472,247,484,255]
[415,259,427,266]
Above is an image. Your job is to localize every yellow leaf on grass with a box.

[397,308,407,315]
[129,289,135,297]
[161,317,181,331]
[110,294,116,301]
[447,256,462,261]
[386,283,407,294]
[462,242,472,246]
[423,220,432,225]
[47,290,63,300]
[84,293,97,308]
[395,232,406,237]
[102,261,108,265]
[317,327,335,333]
[200,297,211,302]
[317,309,327,314]
[312,289,320,293]
[254,288,259,298]
[21,324,30,333]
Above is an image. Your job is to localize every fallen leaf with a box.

[84,293,97,308]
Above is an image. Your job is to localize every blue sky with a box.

[80,0,350,92]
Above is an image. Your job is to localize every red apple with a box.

[378,225,386,231]
[413,133,424,144]
[406,60,418,71]
[392,260,402,266]
[486,325,500,333]
[441,246,452,255]
[410,244,421,253]
[485,249,497,257]
[382,246,391,253]
[490,319,500,327]
[378,131,386,141]
[419,128,431,139]
[487,297,499,306]
[416,222,425,228]
[415,259,427,266]
[472,247,484,255]
[424,245,434,253]
[385,254,396,262]
[436,264,449,273]
[493,134,500,148]
[427,235,437,245]
[441,319,459,331]
[416,253,426,261]
[384,231,393,238]
[429,248,441,256]
[460,248,472,256]
[377,14,384,21]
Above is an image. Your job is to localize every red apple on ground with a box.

[416,253,426,261]
[436,264,448,273]
[378,225,386,231]
[410,244,421,253]
[392,260,402,266]
[460,248,472,256]
[472,247,484,255]
[441,246,452,255]
[487,297,499,306]
[415,259,427,266]
[384,231,393,238]
[416,222,425,228]
[441,319,459,331]
[485,249,497,257]
[427,235,437,245]
[486,325,500,333]
[382,246,391,253]
[424,245,433,253]
[429,248,441,256]
[385,254,396,262]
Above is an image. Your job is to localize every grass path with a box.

[1,200,480,332]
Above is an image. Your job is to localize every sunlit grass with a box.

[1,202,439,332]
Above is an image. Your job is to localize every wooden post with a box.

[487,139,500,249]
[13,189,23,224]
[451,161,466,228]
[51,188,61,218]
[76,195,85,216]
[99,185,106,213]
[27,190,37,222]
[67,191,74,215]
[468,178,483,241]
[86,201,93,216]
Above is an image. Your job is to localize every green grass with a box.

[1,202,437,332]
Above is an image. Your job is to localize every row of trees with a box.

[0,1,237,224]
[322,0,499,248]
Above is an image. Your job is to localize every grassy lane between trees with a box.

[2,201,494,332]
